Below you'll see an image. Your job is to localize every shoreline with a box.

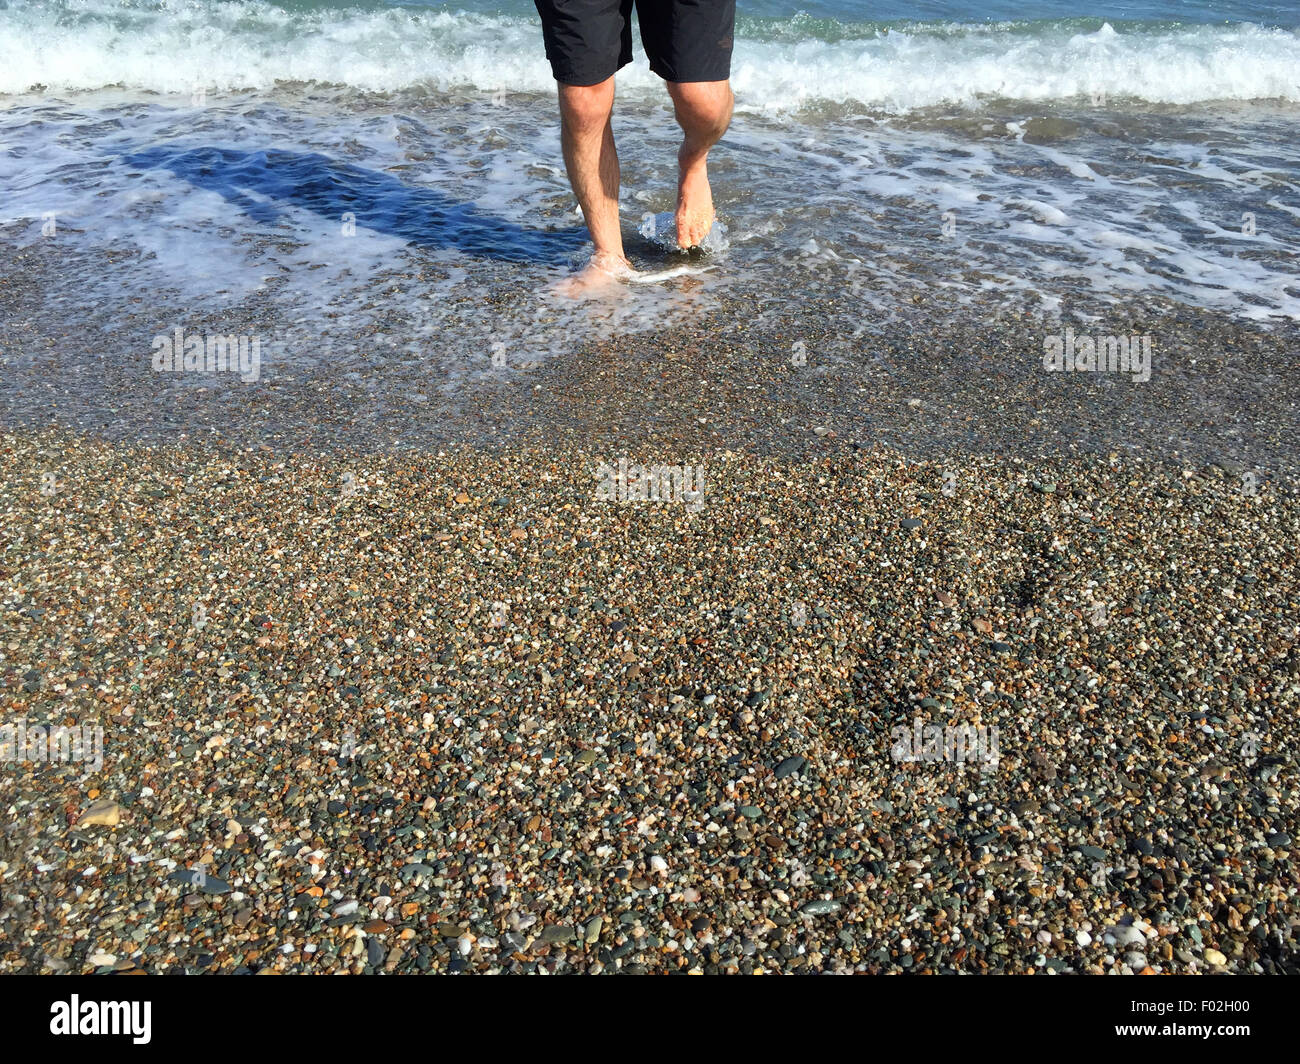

[3,253,1298,489]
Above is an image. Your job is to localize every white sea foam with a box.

[3,87,1297,339]
[1,2,1298,110]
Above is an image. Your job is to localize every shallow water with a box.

[3,4,1298,348]
[0,2,1297,453]
[1,87,1296,365]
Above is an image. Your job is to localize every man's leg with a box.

[558,77,630,275]
[666,80,733,249]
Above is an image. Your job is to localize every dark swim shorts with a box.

[534,0,736,86]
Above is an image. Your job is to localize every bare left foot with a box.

[675,156,715,250]
[552,250,634,296]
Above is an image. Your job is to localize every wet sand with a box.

[1,229,1297,486]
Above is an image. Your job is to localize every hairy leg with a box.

[558,77,631,287]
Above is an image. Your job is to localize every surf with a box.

[2,2,1298,110]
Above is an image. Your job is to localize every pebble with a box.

[1109,926,1145,949]
[3,431,1296,976]
[774,756,806,780]
[77,800,122,827]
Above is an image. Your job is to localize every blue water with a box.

[754,1,1296,25]
[765,1,1293,18]
[427,0,1298,27]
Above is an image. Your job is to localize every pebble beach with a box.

[2,424,1297,974]
[2,0,1299,981]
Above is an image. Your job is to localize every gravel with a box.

[1,429,1297,974]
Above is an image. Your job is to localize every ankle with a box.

[590,249,632,276]
[678,145,710,172]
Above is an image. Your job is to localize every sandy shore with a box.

[2,425,1296,974]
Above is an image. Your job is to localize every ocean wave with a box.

[1,1,1297,109]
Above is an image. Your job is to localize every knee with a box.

[670,81,733,139]
[559,82,614,138]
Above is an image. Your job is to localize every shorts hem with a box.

[552,56,632,87]
[648,60,733,84]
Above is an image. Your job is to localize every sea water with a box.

[0,0,1297,398]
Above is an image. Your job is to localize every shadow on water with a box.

[125,145,588,264]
